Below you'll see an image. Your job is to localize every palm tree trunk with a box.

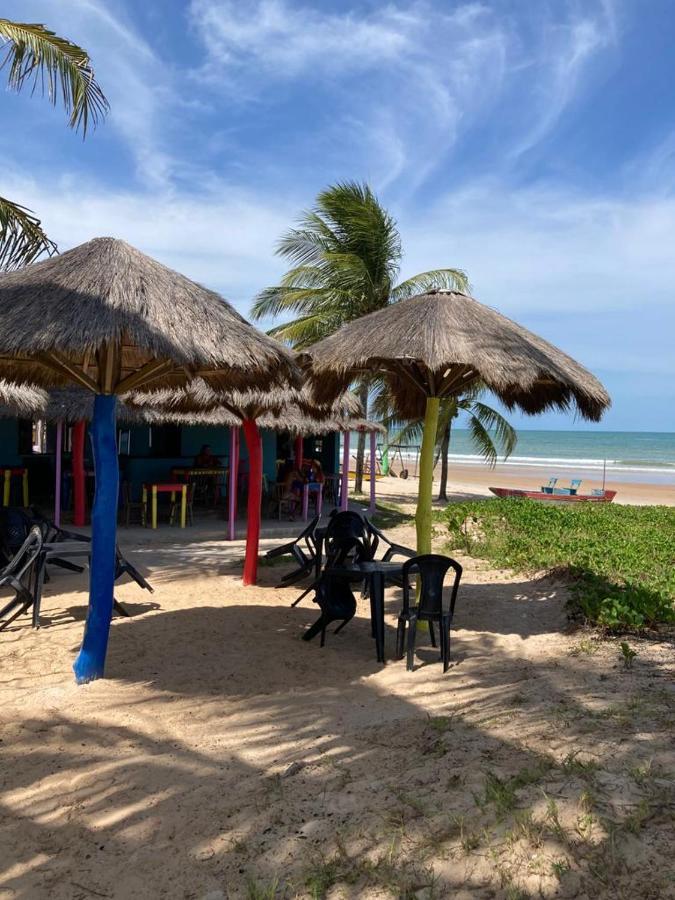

[354,383,369,493]
[438,420,451,501]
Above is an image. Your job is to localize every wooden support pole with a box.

[294,434,304,471]
[227,425,239,540]
[54,420,63,526]
[340,431,350,511]
[72,420,86,526]
[72,395,118,684]
[415,397,440,555]
[369,430,377,514]
[242,419,262,586]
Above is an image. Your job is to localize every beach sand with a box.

[1,487,673,898]
[373,462,675,507]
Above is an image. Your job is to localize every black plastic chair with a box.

[364,518,416,564]
[293,511,372,607]
[0,526,43,631]
[302,570,357,647]
[265,515,319,587]
[396,554,463,672]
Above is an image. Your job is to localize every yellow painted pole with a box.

[22,471,29,506]
[151,485,157,529]
[180,485,187,528]
[3,470,10,507]
[415,396,440,556]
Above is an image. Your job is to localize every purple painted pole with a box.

[54,420,63,527]
[227,425,239,540]
[369,430,377,514]
[340,430,350,511]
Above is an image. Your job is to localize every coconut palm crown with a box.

[0,18,108,270]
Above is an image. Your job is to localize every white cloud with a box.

[187,0,616,193]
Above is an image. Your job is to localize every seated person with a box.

[194,444,221,468]
[304,458,324,490]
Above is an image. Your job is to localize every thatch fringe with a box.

[0,237,300,393]
[303,290,610,421]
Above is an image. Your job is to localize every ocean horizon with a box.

[350,429,675,485]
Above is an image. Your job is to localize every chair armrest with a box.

[383,543,416,561]
[265,541,294,559]
[54,527,91,543]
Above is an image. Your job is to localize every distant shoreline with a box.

[365,464,675,507]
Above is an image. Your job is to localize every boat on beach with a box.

[489,486,617,503]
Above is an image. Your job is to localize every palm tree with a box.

[375,386,517,501]
[251,181,468,491]
[0,18,108,270]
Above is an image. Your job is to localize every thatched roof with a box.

[126,379,364,420]
[0,237,300,395]
[0,380,47,417]
[0,388,168,425]
[303,290,610,421]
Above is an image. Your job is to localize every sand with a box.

[374,463,675,508]
[1,482,674,898]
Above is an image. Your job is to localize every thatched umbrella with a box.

[128,381,364,584]
[303,289,610,554]
[0,238,299,683]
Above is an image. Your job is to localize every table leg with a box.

[3,471,10,507]
[302,483,309,521]
[22,471,29,507]
[151,485,157,529]
[315,534,324,580]
[317,487,323,518]
[371,572,386,663]
[180,485,187,528]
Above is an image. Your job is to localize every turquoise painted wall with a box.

[0,419,22,466]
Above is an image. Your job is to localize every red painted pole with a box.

[294,434,304,471]
[72,420,87,526]
[242,419,262,586]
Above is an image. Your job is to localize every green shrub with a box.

[441,499,675,629]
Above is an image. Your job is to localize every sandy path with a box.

[0,520,673,899]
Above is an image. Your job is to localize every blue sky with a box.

[1,0,674,431]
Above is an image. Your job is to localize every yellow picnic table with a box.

[142,482,187,529]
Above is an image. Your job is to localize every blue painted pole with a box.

[73,394,118,684]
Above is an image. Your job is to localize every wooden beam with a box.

[38,351,99,393]
[116,358,175,394]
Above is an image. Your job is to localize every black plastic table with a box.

[326,559,405,663]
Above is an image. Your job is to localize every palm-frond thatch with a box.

[0,237,300,394]
[302,290,610,421]
[126,380,364,421]
[0,379,47,417]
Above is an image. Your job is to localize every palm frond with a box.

[391,268,469,301]
[466,400,518,459]
[467,414,499,467]
[0,19,108,133]
[0,194,56,271]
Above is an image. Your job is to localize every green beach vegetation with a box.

[441,499,675,629]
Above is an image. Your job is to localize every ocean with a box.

[361,430,675,485]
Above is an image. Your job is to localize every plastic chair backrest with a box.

[0,525,42,582]
[324,511,370,564]
[401,554,463,618]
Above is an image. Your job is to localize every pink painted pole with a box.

[369,430,377,514]
[302,483,309,521]
[54,420,63,526]
[227,425,238,540]
[340,431,350,511]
